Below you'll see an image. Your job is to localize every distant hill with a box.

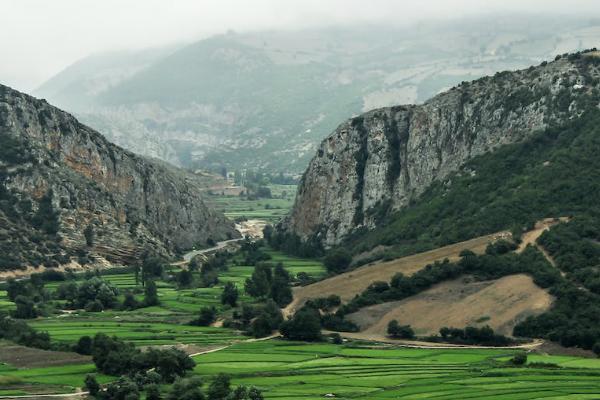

[34,16,600,173]
[0,84,237,272]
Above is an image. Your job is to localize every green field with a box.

[1,248,326,348]
[2,339,600,398]
[192,341,600,399]
[207,184,296,223]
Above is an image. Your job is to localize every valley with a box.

[1,17,600,398]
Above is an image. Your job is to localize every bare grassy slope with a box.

[285,231,509,315]
[347,274,552,336]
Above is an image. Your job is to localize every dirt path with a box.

[284,231,511,316]
[517,217,568,253]
[0,391,88,399]
[517,217,568,276]
[171,238,244,266]
[331,330,545,350]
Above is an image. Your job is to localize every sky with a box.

[2,0,600,91]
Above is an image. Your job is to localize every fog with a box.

[2,0,600,91]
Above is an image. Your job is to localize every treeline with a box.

[432,326,515,346]
[263,226,324,258]
[336,241,559,316]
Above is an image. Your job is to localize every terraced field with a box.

[206,184,297,223]
[192,340,600,399]
[0,248,326,349]
[2,339,600,398]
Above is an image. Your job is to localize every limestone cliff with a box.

[0,84,238,270]
[283,52,600,246]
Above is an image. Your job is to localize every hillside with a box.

[282,51,600,250]
[346,274,552,337]
[284,231,507,315]
[35,17,600,172]
[0,84,237,271]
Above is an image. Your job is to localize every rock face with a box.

[283,53,600,246]
[0,84,238,270]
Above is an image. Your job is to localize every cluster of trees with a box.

[244,263,292,307]
[435,326,514,346]
[6,276,49,318]
[0,312,51,349]
[84,345,265,400]
[387,320,415,339]
[88,333,195,381]
[225,300,283,338]
[323,250,352,274]
[263,227,324,258]
[280,306,322,341]
[55,277,119,312]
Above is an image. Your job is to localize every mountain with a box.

[0,84,238,272]
[281,51,600,250]
[35,16,600,173]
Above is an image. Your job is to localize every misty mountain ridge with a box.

[35,15,600,173]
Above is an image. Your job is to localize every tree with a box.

[84,374,100,396]
[244,264,271,298]
[122,292,139,310]
[12,295,37,319]
[270,263,292,307]
[206,373,231,400]
[101,376,139,400]
[191,306,216,326]
[593,342,600,358]
[167,376,204,400]
[145,383,162,400]
[280,308,321,342]
[142,257,164,284]
[324,250,352,274]
[84,224,95,247]
[74,335,93,355]
[144,280,159,307]
[247,387,264,400]
[32,189,60,235]
[221,282,238,307]
[177,270,194,288]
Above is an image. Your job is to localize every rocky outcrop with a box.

[283,52,600,246]
[0,84,238,270]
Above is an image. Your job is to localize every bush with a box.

[511,352,528,365]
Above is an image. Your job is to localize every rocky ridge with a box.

[0,84,238,270]
[283,52,600,246]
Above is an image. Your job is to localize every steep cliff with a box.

[0,84,238,271]
[283,51,600,247]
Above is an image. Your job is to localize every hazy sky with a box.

[2,0,600,91]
